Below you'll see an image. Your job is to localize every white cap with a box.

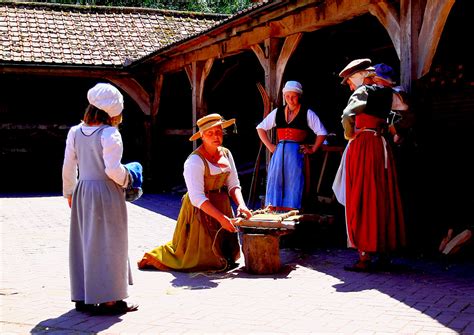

[87,83,124,117]
[282,81,303,95]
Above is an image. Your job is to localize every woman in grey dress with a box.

[62,83,138,315]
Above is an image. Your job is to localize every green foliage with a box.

[29,0,253,14]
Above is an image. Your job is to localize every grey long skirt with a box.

[69,179,133,304]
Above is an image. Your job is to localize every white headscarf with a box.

[87,83,124,117]
[282,81,303,95]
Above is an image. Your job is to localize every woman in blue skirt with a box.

[256,81,327,211]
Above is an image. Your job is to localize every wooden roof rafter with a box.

[366,0,456,90]
[106,77,151,116]
[152,0,375,75]
[417,0,455,78]
[369,1,401,58]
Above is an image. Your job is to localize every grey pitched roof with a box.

[0,2,227,67]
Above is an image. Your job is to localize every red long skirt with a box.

[345,131,406,253]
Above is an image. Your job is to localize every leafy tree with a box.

[25,0,253,14]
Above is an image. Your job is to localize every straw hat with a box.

[339,58,372,84]
[189,113,236,141]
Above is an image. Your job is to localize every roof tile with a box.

[0,2,225,67]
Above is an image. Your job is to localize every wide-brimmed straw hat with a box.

[339,58,372,84]
[189,113,236,141]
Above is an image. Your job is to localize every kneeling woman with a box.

[138,114,252,272]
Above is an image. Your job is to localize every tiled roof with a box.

[0,2,226,67]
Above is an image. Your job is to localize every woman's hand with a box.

[219,216,239,233]
[67,195,72,208]
[266,143,277,153]
[300,144,315,155]
[237,205,252,219]
[393,133,403,144]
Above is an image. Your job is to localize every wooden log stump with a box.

[242,233,280,274]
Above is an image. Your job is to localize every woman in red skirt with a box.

[333,59,406,272]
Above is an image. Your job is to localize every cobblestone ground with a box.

[1,194,473,334]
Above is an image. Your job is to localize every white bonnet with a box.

[282,81,303,95]
[87,83,124,117]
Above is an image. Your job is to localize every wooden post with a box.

[417,0,455,79]
[400,0,421,93]
[145,73,163,185]
[242,233,281,274]
[276,33,303,104]
[186,59,214,150]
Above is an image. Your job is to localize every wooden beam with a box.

[250,43,268,73]
[269,0,371,36]
[187,60,214,149]
[188,60,214,121]
[156,0,373,74]
[151,74,164,118]
[369,1,401,59]
[200,58,214,103]
[191,61,201,142]
[143,116,152,183]
[184,65,193,85]
[144,0,313,65]
[399,0,422,93]
[417,0,455,78]
[276,33,303,102]
[0,65,129,78]
[106,77,151,116]
[264,38,280,108]
[251,37,281,168]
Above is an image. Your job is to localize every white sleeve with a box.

[62,125,79,197]
[256,108,277,131]
[183,155,208,208]
[307,109,328,136]
[225,150,241,192]
[101,127,128,187]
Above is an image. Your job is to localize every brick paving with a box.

[1,193,473,334]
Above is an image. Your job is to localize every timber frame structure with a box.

[1,0,456,133]
[134,0,454,116]
[1,0,472,249]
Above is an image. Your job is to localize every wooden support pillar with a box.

[276,33,303,103]
[371,0,454,93]
[400,0,421,93]
[144,74,164,185]
[106,77,150,116]
[151,74,164,121]
[369,2,401,59]
[264,38,280,108]
[417,0,455,79]
[185,59,214,149]
[251,33,302,114]
[143,117,152,183]
[251,34,302,170]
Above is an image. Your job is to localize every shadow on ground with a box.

[31,308,123,334]
[292,247,474,334]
